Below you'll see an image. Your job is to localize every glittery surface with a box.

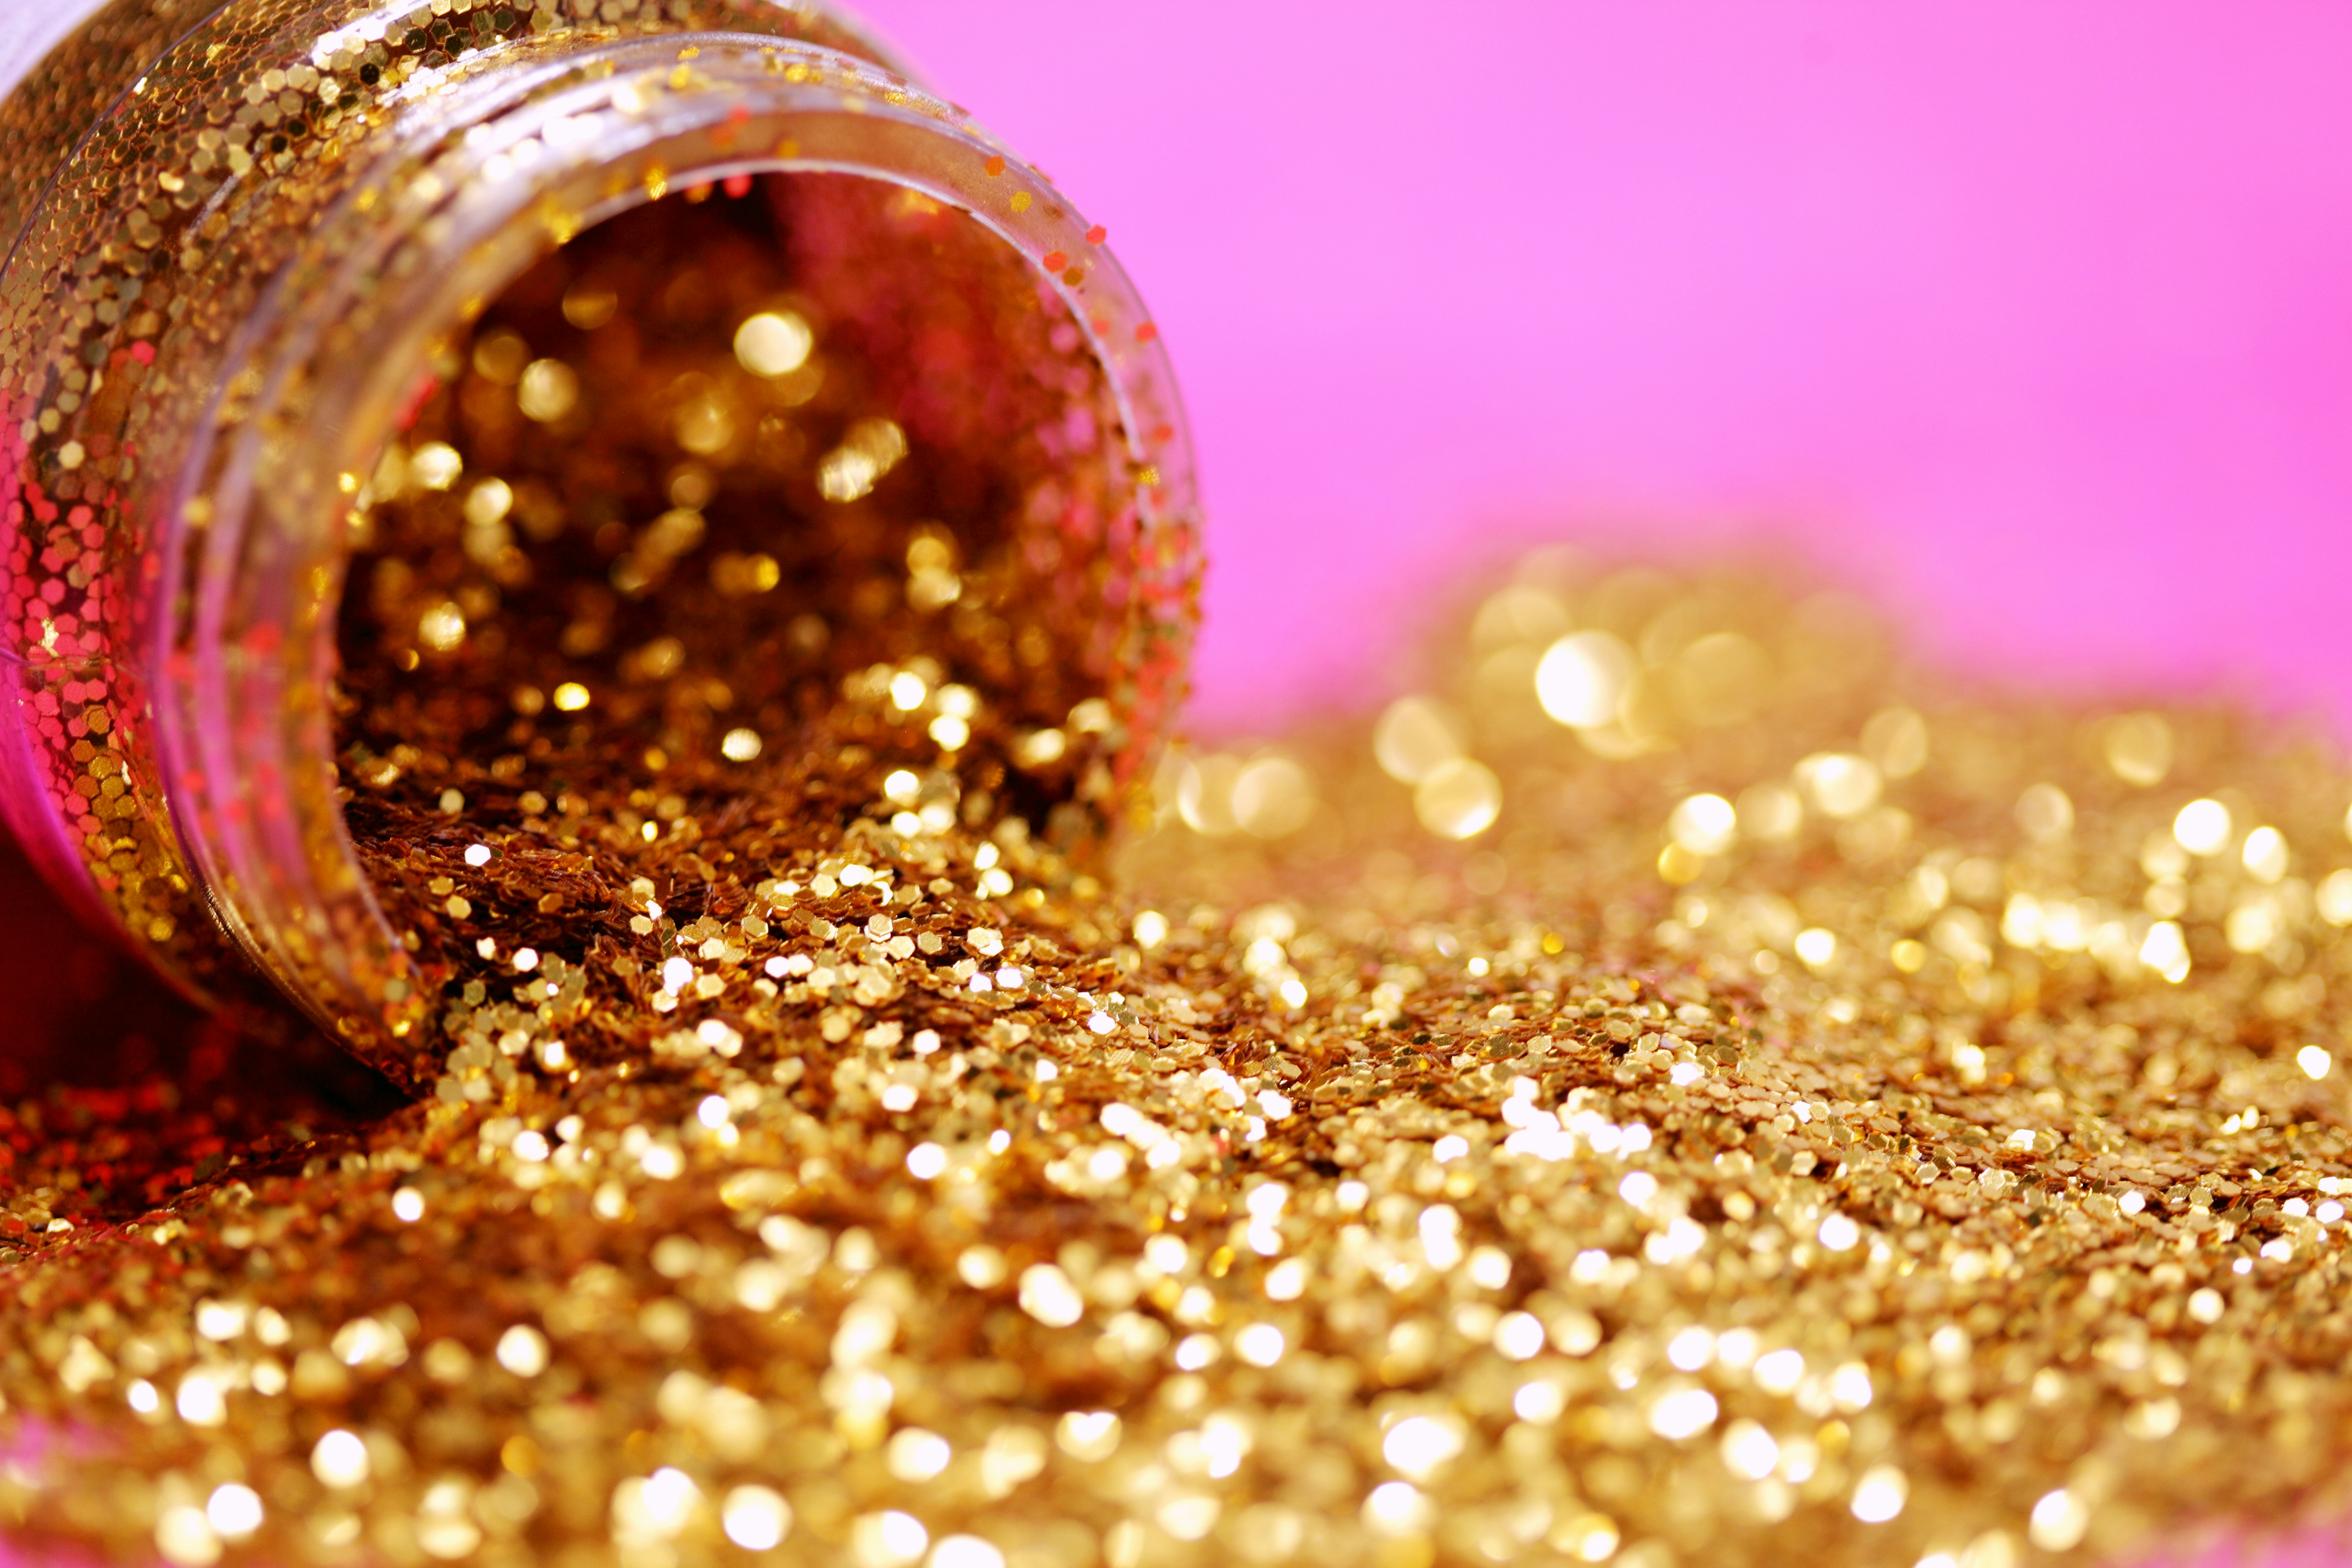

[9,546,2352,1568]
[9,7,2352,1568]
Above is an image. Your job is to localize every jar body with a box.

[0,0,1197,1084]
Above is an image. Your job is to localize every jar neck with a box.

[2,4,1198,1081]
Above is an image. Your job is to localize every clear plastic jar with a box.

[0,0,1197,1084]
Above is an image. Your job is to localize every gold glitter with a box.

[516,358,582,423]
[0,549,2296,1568]
[2175,796,2234,856]
[1414,755,1503,839]
[734,309,815,377]
[564,282,621,330]
[816,415,910,502]
[1536,629,1636,728]
[409,443,465,491]
[415,600,467,653]
[10,5,2352,1568]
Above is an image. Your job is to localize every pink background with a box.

[863,0,2352,736]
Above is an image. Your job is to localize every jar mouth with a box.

[165,33,1197,1076]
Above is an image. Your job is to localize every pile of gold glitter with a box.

[10,538,2352,1568]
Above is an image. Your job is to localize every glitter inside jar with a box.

[334,169,1182,1086]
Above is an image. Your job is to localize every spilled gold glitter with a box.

[3,548,2352,1568]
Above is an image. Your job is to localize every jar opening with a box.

[325,168,1166,1075]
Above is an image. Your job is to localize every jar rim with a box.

[161,29,1199,1073]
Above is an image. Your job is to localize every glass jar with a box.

[0,0,1198,1087]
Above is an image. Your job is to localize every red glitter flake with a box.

[393,371,440,433]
